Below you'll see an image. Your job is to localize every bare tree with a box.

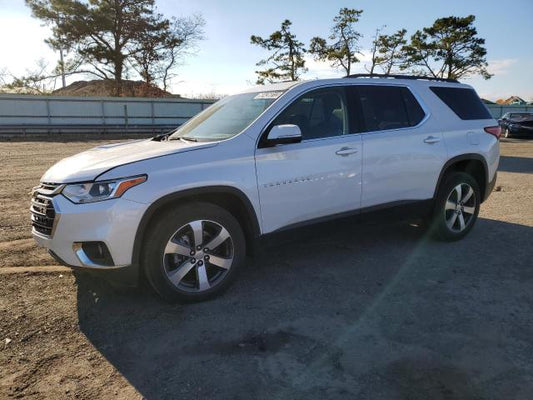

[0,60,57,94]
[132,15,205,91]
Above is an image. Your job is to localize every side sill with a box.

[268,199,434,235]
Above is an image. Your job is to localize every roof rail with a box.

[344,73,459,83]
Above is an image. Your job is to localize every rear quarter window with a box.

[430,87,492,120]
[401,88,426,126]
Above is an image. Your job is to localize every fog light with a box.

[73,241,114,267]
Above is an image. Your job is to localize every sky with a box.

[0,0,532,101]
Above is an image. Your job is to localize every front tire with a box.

[430,172,480,241]
[142,202,246,302]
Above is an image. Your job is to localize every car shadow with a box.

[75,217,533,399]
[498,155,533,173]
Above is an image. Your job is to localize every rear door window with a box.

[430,87,492,120]
[352,86,425,132]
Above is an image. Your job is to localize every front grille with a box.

[30,183,62,236]
[41,182,60,192]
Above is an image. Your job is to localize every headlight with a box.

[61,175,147,204]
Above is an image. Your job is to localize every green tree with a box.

[370,29,407,74]
[250,19,307,84]
[309,8,363,76]
[402,15,491,80]
[25,0,204,95]
[367,26,385,75]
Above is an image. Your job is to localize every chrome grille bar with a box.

[30,183,62,237]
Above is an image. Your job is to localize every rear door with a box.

[350,85,447,208]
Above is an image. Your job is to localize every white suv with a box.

[31,75,500,302]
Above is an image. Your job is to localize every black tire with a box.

[430,171,480,241]
[142,202,246,302]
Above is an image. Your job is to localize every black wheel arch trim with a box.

[130,185,261,269]
[433,153,490,202]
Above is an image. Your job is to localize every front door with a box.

[255,87,362,233]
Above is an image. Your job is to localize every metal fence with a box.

[0,94,215,136]
[486,104,532,119]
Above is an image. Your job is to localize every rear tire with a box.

[430,172,480,241]
[142,202,246,302]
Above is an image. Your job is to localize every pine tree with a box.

[26,0,204,95]
[402,15,491,80]
[250,20,307,84]
[309,8,363,76]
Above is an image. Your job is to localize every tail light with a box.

[484,126,501,140]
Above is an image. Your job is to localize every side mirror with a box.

[266,124,302,145]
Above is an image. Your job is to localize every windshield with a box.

[169,91,284,142]
[510,113,533,119]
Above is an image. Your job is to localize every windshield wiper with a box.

[179,137,199,142]
[152,132,171,142]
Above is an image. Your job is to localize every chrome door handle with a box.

[424,136,441,144]
[335,147,358,156]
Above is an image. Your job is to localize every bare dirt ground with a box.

[0,138,532,399]
[0,140,125,267]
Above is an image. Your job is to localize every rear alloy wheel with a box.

[431,172,480,241]
[444,183,476,233]
[143,203,245,302]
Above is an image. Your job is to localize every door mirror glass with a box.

[266,124,302,145]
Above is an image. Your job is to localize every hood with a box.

[41,138,216,183]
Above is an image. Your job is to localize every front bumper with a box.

[32,194,148,270]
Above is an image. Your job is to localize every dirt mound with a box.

[52,79,178,98]
[495,96,528,105]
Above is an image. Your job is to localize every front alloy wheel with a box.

[143,202,245,302]
[163,220,234,292]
